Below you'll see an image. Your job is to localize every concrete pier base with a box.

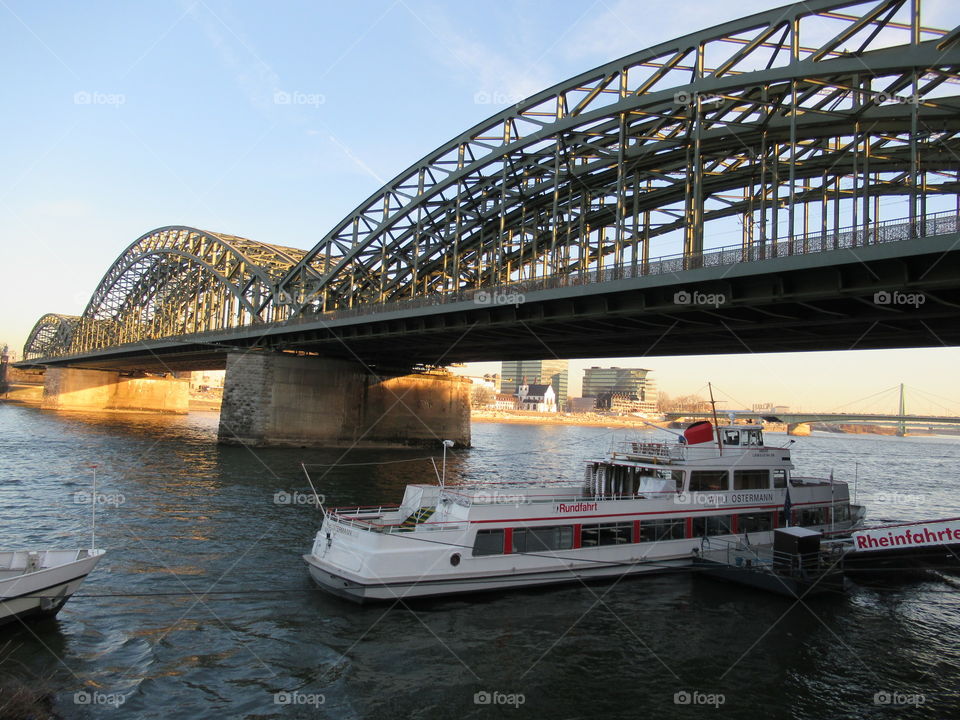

[787,422,812,436]
[41,368,189,414]
[217,352,471,448]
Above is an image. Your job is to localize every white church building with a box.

[517,383,557,412]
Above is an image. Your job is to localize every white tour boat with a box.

[304,422,865,602]
[0,549,105,625]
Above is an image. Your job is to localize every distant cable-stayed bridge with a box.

[665,384,960,435]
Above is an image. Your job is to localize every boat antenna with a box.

[829,468,835,532]
[301,462,326,518]
[708,382,722,456]
[89,464,97,551]
[440,439,455,490]
[854,462,859,504]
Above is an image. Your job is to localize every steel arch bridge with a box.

[23,226,312,360]
[23,0,960,362]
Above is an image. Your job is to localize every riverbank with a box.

[471,409,670,429]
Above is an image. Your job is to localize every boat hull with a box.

[304,552,691,603]
[694,559,847,597]
[0,550,104,626]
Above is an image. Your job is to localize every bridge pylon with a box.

[217,352,471,448]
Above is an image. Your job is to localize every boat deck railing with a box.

[326,487,679,532]
[699,537,845,575]
[441,487,677,507]
[612,441,687,461]
[790,476,837,487]
[327,506,468,534]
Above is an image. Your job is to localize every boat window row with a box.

[722,428,764,446]
[582,522,634,547]
[471,512,782,556]
[584,465,790,497]
[689,468,789,492]
[512,526,574,553]
[793,507,831,526]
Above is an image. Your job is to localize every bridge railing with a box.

[311,209,959,323]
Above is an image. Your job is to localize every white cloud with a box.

[181,0,282,112]
[407,4,552,106]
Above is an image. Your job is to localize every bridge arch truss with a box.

[279,0,960,314]
[26,226,309,358]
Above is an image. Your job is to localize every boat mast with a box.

[89,464,97,551]
[708,383,722,456]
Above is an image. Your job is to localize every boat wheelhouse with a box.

[304,423,864,602]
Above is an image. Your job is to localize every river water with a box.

[1,404,958,719]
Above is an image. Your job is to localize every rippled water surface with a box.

[1,405,959,719]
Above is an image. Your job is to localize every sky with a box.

[1,0,958,415]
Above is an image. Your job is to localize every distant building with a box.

[483,373,501,393]
[567,397,597,413]
[517,383,557,412]
[190,370,225,393]
[465,376,497,391]
[494,393,518,410]
[583,367,657,412]
[465,376,498,408]
[501,360,568,407]
[595,392,655,414]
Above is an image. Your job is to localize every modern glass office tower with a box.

[500,360,569,407]
[582,366,654,401]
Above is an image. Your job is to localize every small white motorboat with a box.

[0,549,105,625]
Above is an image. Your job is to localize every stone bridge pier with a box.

[787,422,812,436]
[217,352,471,448]
[41,368,189,413]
